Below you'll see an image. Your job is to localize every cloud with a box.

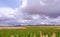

[21,0,60,17]
[15,10,60,25]
[0,0,60,26]
[40,1,47,6]
[0,7,18,26]
[0,7,16,18]
[10,0,60,25]
[0,7,60,26]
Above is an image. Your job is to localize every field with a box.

[0,26,60,37]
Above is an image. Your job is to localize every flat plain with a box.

[0,26,60,37]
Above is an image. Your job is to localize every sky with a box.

[0,0,60,26]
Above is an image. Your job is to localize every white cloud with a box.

[40,1,47,6]
[21,0,27,8]
[0,7,16,18]
[0,7,18,26]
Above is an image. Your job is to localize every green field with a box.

[0,26,60,37]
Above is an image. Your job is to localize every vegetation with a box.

[0,26,60,37]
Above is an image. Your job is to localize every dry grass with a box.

[11,35,14,37]
[0,26,26,29]
[0,26,60,29]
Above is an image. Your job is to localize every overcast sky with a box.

[0,0,60,26]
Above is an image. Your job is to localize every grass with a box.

[0,26,60,37]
